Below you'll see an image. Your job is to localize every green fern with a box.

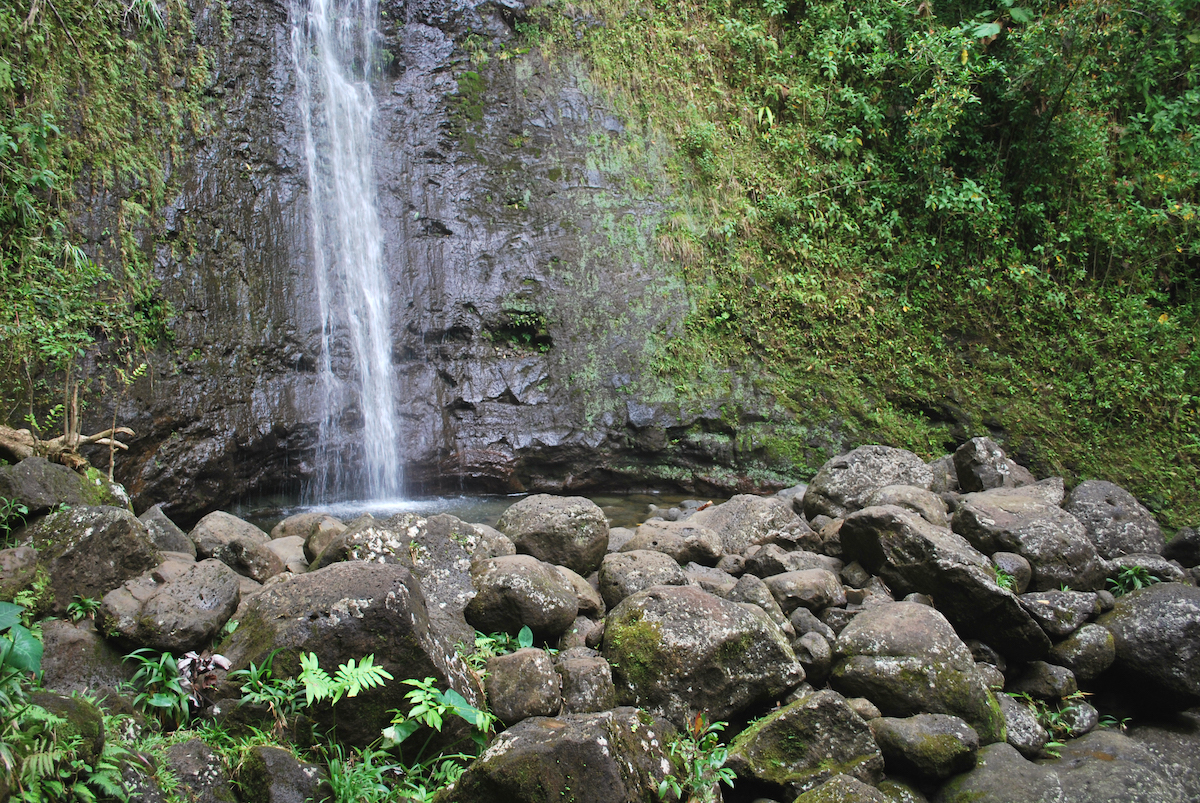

[299,652,393,706]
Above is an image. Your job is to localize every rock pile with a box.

[1,437,1198,802]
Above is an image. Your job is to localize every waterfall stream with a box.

[291,0,401,500]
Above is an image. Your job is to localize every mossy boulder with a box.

[726,689,884,798]
[217,561,481,746]
[688,493,806,554]
[869,714,979,780]
[29,691,105,767]
[465,554,579,641]
[931,742,1062,803]
[601,584,804,725]
[235,745,331,803]
[27,506,159,615]
[497,495,609,577]
[0,457,88,516]
[437,707,676,803]
[1096,582,1200,708]
[802,446,933,521]
[793,773,891,802]
[830,602,1005,744]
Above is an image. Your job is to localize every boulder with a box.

[1127,710,1200,803]
[1017,590,1097,639]
[98,558,241,651]
[623,519,723,565]
[269,511,328,541]
[803,446,933,520]
[953,437,1024,493]
[744,544,842,578]
[928,454,960,495]
[728,573,792,634]
[688,493,805,554]
[555,565,605,619]
[1048,729,1188,803]
[1047,623,1115,683]
[763,568,846,614]
[1163,526,1200,568]
[0,456,90,515]
[30,691,105,767]
[726,688,884,798]
[870,714,979,780]
[793,631,833,685]
[262,536,308,574]
[28,506,160,615]
[996,693,1049,758]
[302,515,349,562]
[1096,582,1200,707]
[992,551,1032,594]
[190,511,270,557]
[309,512,415,570]
[165,739,237,803]
[438,707,675,803]
[865,485,950,528]
[555,649,616,714]
[1108,553,1187,584]
[138,504,195,557]
[235,745,331,803]
[37,619,136,693]
[931,742,1062,803]
[465,555,579,641]
[218,561,481,746]
[0,545,38,602]
[1007,661,1077,701]
[411,514,499,647]
[793,774,891,803]
[602,585,804,724]
[951,489,1108,591]
[830,602,1005,744]
[841,505,1050,661]
[1064,480,1165,559]
[485,648,562,726]
[215,537,285,583]
[597,550,686,609]
[497,494,609,576]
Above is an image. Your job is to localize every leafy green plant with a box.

[0,602,42,677]
[382,676,496,796]
[124,648,190,730]
[0,498,28,543]
[228,650,301,732]
[1108,566,1162,597]
[459,626,531,672]
[1007,691,1093,757]
[657,713,735,803]
[65,596,101,623]
[297,652,393,706]
[324,743,399,803]
[993,567,1016,592]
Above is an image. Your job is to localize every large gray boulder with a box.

[189,511,270,556]
[794,774,891,802]
[98,558,241,651]
[688,493,806,554]
[598,550,687,609]
[218,561,481,746]
[932,742,1063,803]
[951,488,1108,591]
[138,504,196,557]
[465,554,579,641]
[726,689,884,798]
[870,713,979,780]
[996,693,1050,758]
[0,457,122,515]
[555,649,617,714]
[1065,480,1165,559]
[1096,582,1200,707]
[830,602,1005,744]
[803,446,933,520]
[497,494,609,576]
[953,437,1031,493]
[623,519,723,565]
[235,745,330,803]
[601,585,804,724]
[38,619,137,693]
[438,708,676,803]
[1017,590,1097,639]
[485,648,562,727]
[841,505,1050,661]
[1163,526,1200,568]
[28,506,160,615]
[763,568,847,614]
[864,484,950,527]
[1047,623,1115,683]
[1048,729,1189,803]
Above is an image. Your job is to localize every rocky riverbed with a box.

[2,436,1199,802]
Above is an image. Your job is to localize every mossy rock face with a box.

[29,691,105,767]
[601,584,804,725]
[80,467,132,510]
[438,707,676,803]
[726,689,884,798]
[830,602,1006,745]
[0,457,88,516]
[793,773,891,802]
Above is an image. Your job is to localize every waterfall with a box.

[291,0,401,500]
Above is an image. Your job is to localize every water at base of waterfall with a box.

[291,0,401,502]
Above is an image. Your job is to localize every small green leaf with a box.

[1009,7,1033,23]
[973,21,1002,37]
[518,626,533,649]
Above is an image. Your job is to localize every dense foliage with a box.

[0,0,209,437]
[521,0,1199,523]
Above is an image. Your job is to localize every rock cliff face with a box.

[89,0,804,522]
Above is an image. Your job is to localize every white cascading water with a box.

[291,0,401,500]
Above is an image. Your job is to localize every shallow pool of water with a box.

[233,491,724,534]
